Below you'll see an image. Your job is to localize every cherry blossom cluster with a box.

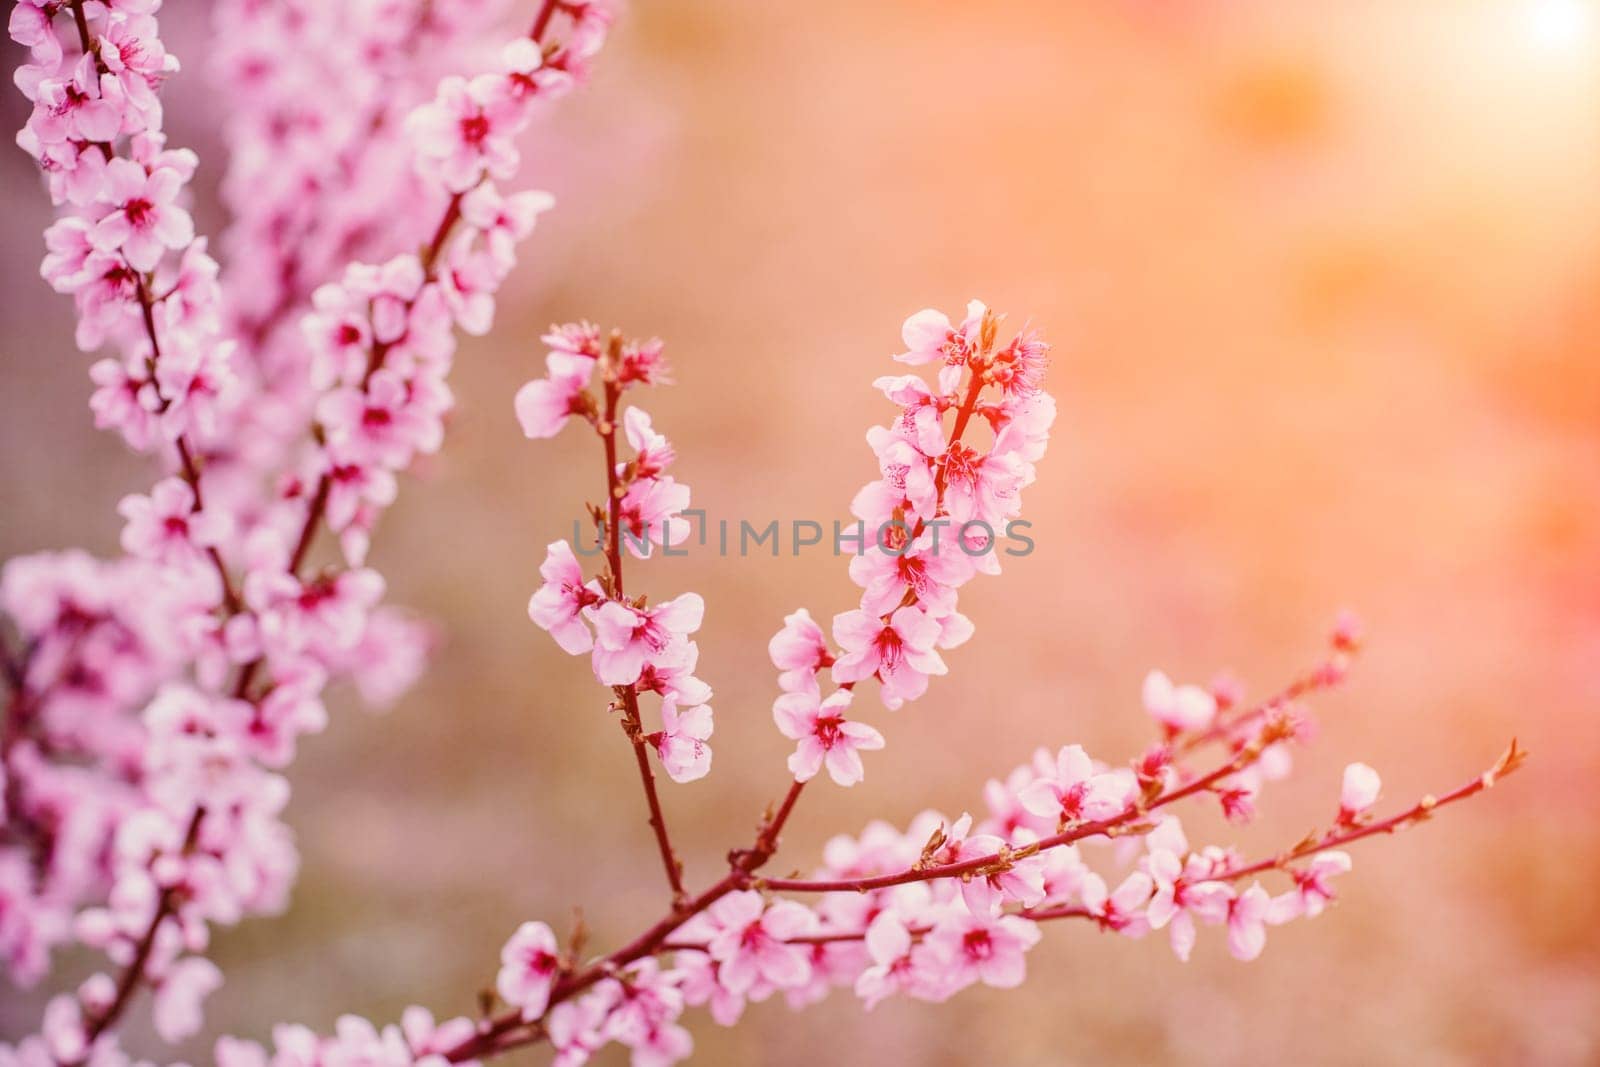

[517,323,712,792]
[768,301,1054,791]
[3,2,612,1063]
[191,305,1517,1067]
[3,5,1519,1062]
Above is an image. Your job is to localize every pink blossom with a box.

[91,160,194,272]
[9,2,62,66]
[1278,850,1353,920]
[1340,762,1382,820]
[772,688,884,787]
[1142,670,1217,733]
[939,442,1024,527]
[1081,871,1154,936]
[853,433,940,523]
[768,608,832,692]
[528,541,603,655]
[853,912,922,1009]
[848,533,973,617]
[651,698,714,784]
[117,477,225,567]
[514,353,594,439]
[152,956,222,1042]
[587,594,704,687]
[1017,744,1137,826]
[941,815,1047,916]
[831,605,947,706]
[319,369,440,469]
[544,321,604,361]
[406,73,525,192]
[922,908,1040,992]
[1141,819,1233,961]
[246,567,385,662]
[622,407,675,480]
[706,892,815,995]
[497,921,562,1020]
[893,301,983,367]
[1226,883,1274,961]
[30,59,123,145]
[617,336,670,386]
[615,475,692,559]
[596,959,692,1067]
[437,239,500,336]
[635,641,713,707]
[461,184,554,272]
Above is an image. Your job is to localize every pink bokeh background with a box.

[3,0,1598,1062]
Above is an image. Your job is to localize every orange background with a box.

[2,0,1598,1063]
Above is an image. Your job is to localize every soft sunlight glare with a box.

[1528,0,1593,52]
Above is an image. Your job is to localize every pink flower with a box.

[318,369,440,469]
[941,815,1046,916]
[1142,670,1217,733]
[768,608,832,692]
[246,567,385,662]
[97,12,176,112]
[615,475,691,559]
[939,442,1024,526]
[90,160,194,272]
[1141,819,1233,962]
[1081,871,1154,936]
[543,321,604,361]
[831,605,947,707]
[772,688,884,787]
[853,912,922,1008]
[635,641,713,706]
[9,2,63,66]
[30,59,123,145]
[497,921,562,1020]
[461,184,554,272]
[514,353,594,439]
[847,533,973,617]
[1278,850,1353,920]
[437,239,500,336]
[587,594,704,686]
[41,217,97,292]
[617,336,670,386]
[1226,883,1273,961]
[893,301,983,367]
[406,73,525,192]
[622,407,675,480]
[117,476,226,567]
[706,892,815,995]
[528,541,603,655]
[151,956,222,1042]
[922,909,1040,991]
[853,430,939,521]
[598,959,692,1067]
[651,698,713,784]
[1339,762,1381,821]
[1017,745,1137,826]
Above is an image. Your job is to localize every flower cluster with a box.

[218,304,1508,1067]
[518,324,711,786]
[3,1,613,1062]
[767,302,1054,797]
[4,5,1520,1064]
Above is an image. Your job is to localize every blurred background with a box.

[4,0,1599,1063]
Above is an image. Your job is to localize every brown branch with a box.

[1216,739,1527,884]
[758,732,1270,896]
[595,356,686,904]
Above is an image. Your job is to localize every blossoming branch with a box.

[3,0,610,1062]
[0,4,1522,1066]
[193,304,1516,1066]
